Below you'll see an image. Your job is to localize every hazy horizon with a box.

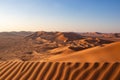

[0,0,120,32]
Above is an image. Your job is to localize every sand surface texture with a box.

[0,62,120,80]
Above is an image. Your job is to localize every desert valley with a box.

[0,31,120,80]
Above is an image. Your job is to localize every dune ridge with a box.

[48,42,120,62]
[0,61,120,80]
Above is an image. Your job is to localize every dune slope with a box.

[48,42,120,62]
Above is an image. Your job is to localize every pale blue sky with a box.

[0,0,120,32]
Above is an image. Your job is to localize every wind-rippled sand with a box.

[0,62,120,80]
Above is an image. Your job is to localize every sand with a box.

[48,42,120,62]
[0,61,120,80]
[0,42,120,80]
[0,32,120,80]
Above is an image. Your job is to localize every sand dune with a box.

[0,32,120,80]
[0,62,120,80]
[48,42,120,62]
[0,31,115,61]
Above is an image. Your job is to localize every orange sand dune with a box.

[48,42,120,62]
[0,62,120,80]
[48,46,74,55]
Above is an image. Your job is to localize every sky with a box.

[0,0,120,32]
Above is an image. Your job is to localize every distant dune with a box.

[0,31,119,61]
[26,31,83,42]
[48,42,120,62]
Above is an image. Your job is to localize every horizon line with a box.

[0,30,119,33]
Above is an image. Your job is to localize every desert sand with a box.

[48,42,120,62]
[0,31,120,80]
[0,62,120,80]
